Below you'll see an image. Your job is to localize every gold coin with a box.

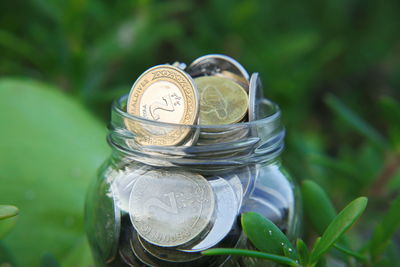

[126,65,199,146]
[194,76,248,125]
[215,70,249,91]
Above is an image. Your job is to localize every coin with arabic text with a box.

[126,65,199,146]
[194,76,248,125]
[129,169,215,247]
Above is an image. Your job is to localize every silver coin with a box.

[129,169,215,247]
[248,72,265,122]
[130,229,167,266]
[138,235,202,263]
[225,174,243,212]
[187,54,249,81]
[119,226,144,267]
[179,177,237,252]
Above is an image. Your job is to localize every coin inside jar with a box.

[126,65,199,146]
[186,54,249,82]
[129,169,215,247]
[194,76,248,125]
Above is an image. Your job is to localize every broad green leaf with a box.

[325,94,388,149]
[0,79,109,267]
[369,194,400,261]
[301,180,337,235]
[296,239,309,266]
[0,206,18,220]
[202,248,299,266]
[0,216,18,240]
[309,197,368,264]
[241,212,298,260]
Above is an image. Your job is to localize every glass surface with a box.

[85,95,301,267]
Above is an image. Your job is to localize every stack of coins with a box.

[107,54,289,266]
[126,54,268,147]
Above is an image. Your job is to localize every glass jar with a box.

[85,95,301,267]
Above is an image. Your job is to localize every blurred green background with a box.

[0,0,399,266]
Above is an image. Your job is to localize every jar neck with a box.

[107,95,285,171]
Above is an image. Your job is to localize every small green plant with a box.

[204,180,400,266]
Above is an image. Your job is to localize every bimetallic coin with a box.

[129,170,215,247]
[126,65,199,146]
[195,76,248,125]
[187,54,249,82]
[180,177,237,252]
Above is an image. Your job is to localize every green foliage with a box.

[301,181,337,235]
[309,197,367,265]
[0,79,109,266]
[369,194,400,262]
[205,195,367,266]
[241,212,297,259]
[203,248,299,266]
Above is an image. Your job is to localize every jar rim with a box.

[113,94,281,130]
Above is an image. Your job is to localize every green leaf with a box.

[0,79,109,267]
[301,180,337,235]
[0,216,18,240]
[0,206,18,220]
[296,239,309,266]
[325,94,388,149]
[202,248,299,267]
[309,197,368,264]
[241,212,298,260]
[369,194,400,262]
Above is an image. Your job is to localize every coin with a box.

[126,65,199,146]
[225,174,243,212]
[129,170,215,247]
[248,72,265,122]
[186,54,249,82]
[119,218,145,267]
[138,235,202,263]
[194,76,248,125]
[215,70,249,91]
[180,177,237,252]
